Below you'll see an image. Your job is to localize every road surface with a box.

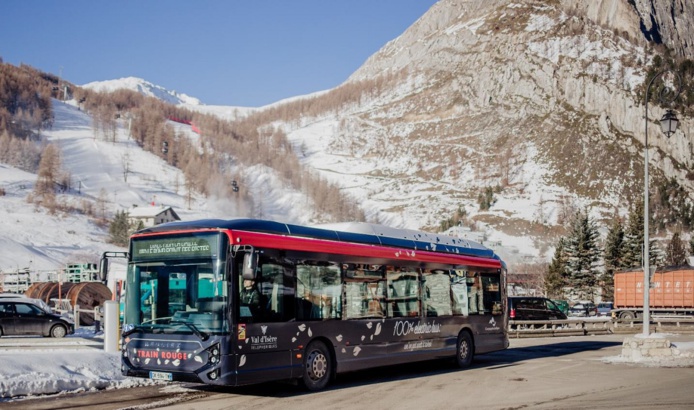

[4,333,694,409]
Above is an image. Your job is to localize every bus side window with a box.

[423,269,452,317]
[467,273,483,314]
[260,264,292,322]
[296,261,341,321]
[450,270,469,316]
[386,267,419,318]
[481,274,502,315]
[344,264,385,319]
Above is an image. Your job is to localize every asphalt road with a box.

[4,333,694,410]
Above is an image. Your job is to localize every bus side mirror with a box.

[242,250,257,280]
[99,256,109,283]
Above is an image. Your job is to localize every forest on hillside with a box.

[0,60,365,229]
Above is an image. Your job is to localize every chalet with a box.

[128,205,180,228]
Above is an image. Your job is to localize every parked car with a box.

[0,293,27,298]
[569,301,598,317]
[508,297,567,320]
[551,299,570,316]
[0,295,53,313]
[597,302,614,317]
[0,299,74,338]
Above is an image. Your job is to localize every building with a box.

[128,205,180,228]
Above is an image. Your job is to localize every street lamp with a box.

[643,70,681,336]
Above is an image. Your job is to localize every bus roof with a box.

[136,218,501,261]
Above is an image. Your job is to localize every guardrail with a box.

[510,316,694,337]
[612,316,694,334]
[508,318,612,338]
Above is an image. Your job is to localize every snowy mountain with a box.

[82,77,202,106]
[2,0,693,277]
[251,0,694,258]
[0,99,317,273]
[83,76,264,123]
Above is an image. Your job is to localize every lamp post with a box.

[643,70,681,336]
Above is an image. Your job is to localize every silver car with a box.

[569,302,597,317]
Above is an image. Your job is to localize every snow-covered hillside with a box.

[82,76,257,121]
[83,77,202,106]
[0,94,329,274]
[14,0,690,276]
[0,99,318,274]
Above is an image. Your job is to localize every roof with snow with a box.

[128,205,179,219]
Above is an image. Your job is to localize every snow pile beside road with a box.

[0,350,156,399]
[603,333,694,367]
[0,328,159,401]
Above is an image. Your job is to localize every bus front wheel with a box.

[302,340,332,391]
[456,331,474,368]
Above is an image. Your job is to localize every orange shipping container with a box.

[614,269,694,309]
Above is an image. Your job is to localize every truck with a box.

[612,267,694,320]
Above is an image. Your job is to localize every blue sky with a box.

[0,1,438,107]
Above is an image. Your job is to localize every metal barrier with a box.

[612,316,694,334]
[511,317,694,337]
[508,318,612,338]
[52,302,101,330]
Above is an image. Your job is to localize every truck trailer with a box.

[612,267,694,320]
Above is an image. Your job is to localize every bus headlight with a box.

[207,343,220,366]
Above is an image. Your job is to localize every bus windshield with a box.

[123,232,229,336]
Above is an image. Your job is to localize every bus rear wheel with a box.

[302,340,331,391]
[456,331,474,368]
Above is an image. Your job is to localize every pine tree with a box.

[665,232,688,267]
[622,200,661,270]
[545,237,567,298]
[109,210,130,246]
[622,202,644,269]
[564,209,601,301]
[602,217,624,301]
[604,218,625,273]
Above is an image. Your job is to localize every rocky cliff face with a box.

[276,0,693,261]
[564,0,694,60]
[633,0,694,59]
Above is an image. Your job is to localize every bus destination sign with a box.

[132,235,218,261]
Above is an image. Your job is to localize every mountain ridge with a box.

[4,0,692,274]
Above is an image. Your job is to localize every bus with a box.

[106,218,508,391]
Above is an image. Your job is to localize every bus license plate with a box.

[149,371,172,381]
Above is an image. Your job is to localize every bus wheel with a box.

[456,331,474,368]
[302,340,331,391]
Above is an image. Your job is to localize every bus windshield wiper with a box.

[171,321,209,341]
[122,324,149,338]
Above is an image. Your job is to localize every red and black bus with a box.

[114,218,508,390]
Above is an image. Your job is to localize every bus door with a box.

[235,257,296,384]
[467,271,505,352]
